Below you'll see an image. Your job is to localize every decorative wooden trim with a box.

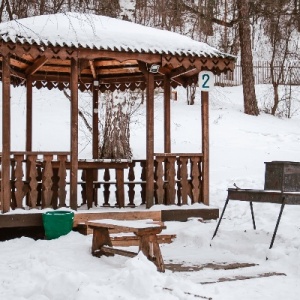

[155,157,165,204]
[14,154,25,208]
[162,56,235,73]
[0,42,162,63]
[28,155,38,208]
[179,157,188,205]
[42,155,53,208]
[57,154,67,207]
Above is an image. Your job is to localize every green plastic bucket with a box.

[42,211,74,240]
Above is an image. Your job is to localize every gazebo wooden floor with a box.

[0,207,219,240]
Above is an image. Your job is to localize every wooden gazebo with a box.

[0,13,235,215]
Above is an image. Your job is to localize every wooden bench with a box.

[87,219,166,272]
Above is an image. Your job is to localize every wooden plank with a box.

[1,53,11,213]
[201,91,209,205]
[76,49,161,64]
[10,57,28,69]
[11,151,71,156]
[201,272,286,285]
[110,234,176,246]
[73,210,162,227]
[94,59,138,67]
[88,221,165,235]
[25,56,48,75]
[97,67,141,75]
[39,65,71,73]
[0,213,43,228]
[100,245,137,258]
[70,57,79,210]
[161,208,219,221]
[154,153,203,157]
[89,60,97,79]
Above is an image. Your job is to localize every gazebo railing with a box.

[2,152,70,210]
[0,153,203,211]
[154,153,203,205]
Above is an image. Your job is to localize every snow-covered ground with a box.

[1,84,300,300]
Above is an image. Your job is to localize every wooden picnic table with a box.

[87,219,166,272]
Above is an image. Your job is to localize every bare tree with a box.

[237,0,259,115]
[261,0,298,115]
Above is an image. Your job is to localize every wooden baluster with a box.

[155,157,165,205]
[81,170,87,205]
[14,154,25,209]
[179,157,189,205]
[28,155,38,208]
[127,161,136,207]
[36,162,43,206]
[191,156,200,203]
[154,159,158,204]
[176,157,181,205]
[51,165,59,209]
[10,159,16,209]
[198,156,203,203]
[166,156,176,205]
[140,160,146,205]
[103,168,110,206]
[42,155,53,208]
[0,157,1,207]
[93,169,99,207]
[58,155,67,207]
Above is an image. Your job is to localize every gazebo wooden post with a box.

[1,54,11,213]
[92,81,99,205]
[26,76,33,152]
[146,72,155,208]
[70,57,79,210]
[201,91,209,205]
[164,75,171,153]
[92,82,99,159]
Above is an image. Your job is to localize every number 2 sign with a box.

[199,71,215,92]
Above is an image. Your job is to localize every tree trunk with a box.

[237,0,259,116]
[100,90,132,159]
[271,83,280,116]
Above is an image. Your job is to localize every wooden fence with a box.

[215,60,300,86]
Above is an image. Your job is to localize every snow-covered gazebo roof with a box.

[0,12,235,91]
[0,13,233,58]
